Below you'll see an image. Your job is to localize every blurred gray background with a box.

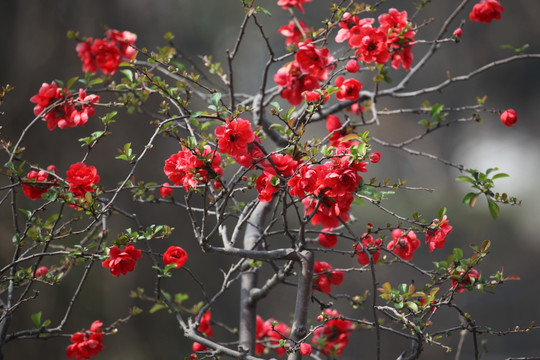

[0,1,539,359]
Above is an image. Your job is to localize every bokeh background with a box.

[0,0,539,359]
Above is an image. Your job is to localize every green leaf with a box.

[149,303,166,314]
[190,111,203,119]
[453,248,463,261]
[462,192,477,205]
[120,69,134,82]
[211,92,221,108]
[492,173,509,180]
[66,76,79,90]
[487,199,500,219]
[456,176,475,184]
[406,301,418,313]
[438,207,447,220]
[31,312,42,328]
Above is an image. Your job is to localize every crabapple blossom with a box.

[387,229,420,261]
[356,233,383,265]
[452,268,481,293]
[500,109,518,127]
[425,215,453,252]
[65,320,104,360]
[469,0,504,23]
[102,244,142,276]
[163,246,188,269]
[318,229,338,248]
[66,162,100,198]
[335,76,362,102]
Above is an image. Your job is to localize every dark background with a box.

[0,1,539,359]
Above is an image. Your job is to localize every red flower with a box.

[163,145,223,190]
[160,183,173,198]
[102,244,142,276]
[345,60,360,73]
[256,167,280,202]
[70,89,99,127]
[215,118,255,158]
[313,309,352,356]
[106,29,138,60]
[356,233,383,265]
[378,9,416,71]
[313,261,344,294]
[295,40,334,81]
[274,61,319,105]
[22,166,56,200]
[76,40,98,74]
[268,153,298,177]
[278,20,308,46]
[335,76,362,102]
[318,229,338,248]
[500,109,517,127]
[425,215,452,252]
[197,311,214,337]
[36,266,48,277]
[163,246,188,269]
[66,320,104,360]
[91,39,122,75]
[277,0,311,13]
[469,0,504,23]
[76,30,137,74]
[66,162,100,198]
[387,229,420,261]
[300,343,312,355]
[287,165,318,198]
[453,28,463,39]
[350,26,390,65]
[369,152,381,163]
[452,268,480,293]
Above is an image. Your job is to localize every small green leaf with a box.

[211,92,221,108]
[492,173,509,180]
[66,76,79,90]
[453,248,463,261]
[487,199,500,219]
[406,301,418,313]
[120,69,133,82]
[456,176,475,184]
[31,312,42,328]
[438,207,447,220]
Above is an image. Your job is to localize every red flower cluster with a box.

[500,109,518,127]
[313,309,352,357]
[312,261,344,294]
[163,145,223,190]
[278,20,308,46]
[214,118,263,168]
[274,40,334,105]
[293,149,367,228]
[425,215,452,252]
[30,82,99,130]
[451,268,480,293]
[387,229,420,261]
[255,316,290,357]
[66,162,100,198]
[22,165,57,200]
[76,29,137,74]
[66,320,104,360]
[336,9,416,71]
[192,311,214,353]
[102,244,142,276]
[356,233,383,265]
[277,0,311,13]
[163,246,188,269]
[469,0,504,23]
